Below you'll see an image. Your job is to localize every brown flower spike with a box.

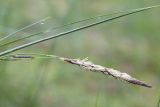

[59,57,152,88]
[0,54,152,88]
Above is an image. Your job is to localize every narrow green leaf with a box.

[0,32,44,48]
[0,5,159,57]
[0,17,50,42]
[0,9,136,48]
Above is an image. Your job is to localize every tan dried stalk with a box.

[0,54,152,88]
[59,57,152,88]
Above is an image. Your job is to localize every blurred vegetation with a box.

[0,0,160,107]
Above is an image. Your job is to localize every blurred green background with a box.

[0,0,160,107]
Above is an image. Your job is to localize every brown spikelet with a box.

[0,54,152,88]
[59,57,152,88]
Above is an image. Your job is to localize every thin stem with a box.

[0,32,44,48]
[0,53,152,88]
[0,17,50,42]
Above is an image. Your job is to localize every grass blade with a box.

[0,8,143,48]
[0,32,44,48]
[0,17,50,42]
[0,5,159,56]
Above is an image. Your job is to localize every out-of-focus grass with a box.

[0,0,160,107]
